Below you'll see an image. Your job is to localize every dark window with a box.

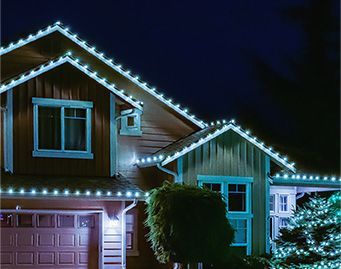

[64,108,86,150]
[58,215,74,228]
[270,217,274,239]
[17,214,34,227]
[37,215,55,228]
[229,219,247,243]
[127,116,135,127]
[0,213,13,227]
[38,107,61,150]
[228,184,246,212]
[202,183,222,192]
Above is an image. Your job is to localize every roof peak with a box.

[1,21,206,128]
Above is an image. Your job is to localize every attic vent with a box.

[40,37,62,54]
[119,109,142,136]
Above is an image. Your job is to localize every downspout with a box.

[157,163,178,182]
[121,199,137,269]
[297,192,310,199]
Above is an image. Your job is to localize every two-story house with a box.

[1,22,340,269]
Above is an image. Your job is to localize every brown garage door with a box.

[0,211,100,268]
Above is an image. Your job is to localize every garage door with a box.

[0,211,100,268]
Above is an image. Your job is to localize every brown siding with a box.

[12,63,110,176]
[181,131,270,256]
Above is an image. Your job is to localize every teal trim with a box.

[176,157,183,183]
[32,98,93,159]
[4,89,13,173]
[110,94,117,176]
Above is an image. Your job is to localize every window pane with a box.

[58,215,74,228]
[64,118,86,150]
[76,109,86,118]
[17,214,33,227]
[38,107,61,150]
[127,116,135,127]
[228,184,236,192]
[37,215,54,227]
[230,219,247,243]
[228,193,246,212]
[202,183,221,192]
[64,108,75,117]
[1,213,13,227]
[270,195,274,211]
[237,185,246,192]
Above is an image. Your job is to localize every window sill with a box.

[32,150,93,159]
[120,130,142,136]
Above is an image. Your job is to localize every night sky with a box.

[2,0,340,174]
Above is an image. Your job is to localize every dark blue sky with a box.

[1,0,339,173]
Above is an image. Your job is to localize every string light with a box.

[0,54,143,112]
[0,22,205,128]
[136,120,295,172]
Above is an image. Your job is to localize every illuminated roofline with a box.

[0,53,143,110]
[0,22,206,129]
[136,120,296,172]
[273,173,341,187]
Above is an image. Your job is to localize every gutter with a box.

[157,163,178,182]
[121,199,138,269]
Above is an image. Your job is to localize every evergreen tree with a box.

[145,182,234,267]
[271,195,341,268]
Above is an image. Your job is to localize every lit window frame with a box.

[32,97,93,159]
[119,109,142,136]
[197,175,253,255]
[279,194,289,212]
[269,194,275,212]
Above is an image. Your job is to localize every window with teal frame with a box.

[197,175,253,255]
[32,98,93,159]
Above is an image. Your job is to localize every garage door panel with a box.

[1,252,13,264]
[59,252,76,265]
[38,233,55,246]
[1,232,13,246]
[59,234,76,246]
[79,252,89,264]
[17,251,34,264]
[38,252,55,264]
[1,212,99,268]
[16,233,34,246]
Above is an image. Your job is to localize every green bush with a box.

[145,182,234,264]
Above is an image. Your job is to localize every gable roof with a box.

[0,170,148,201]
[272,173,341,188]
[1,22,206,129]
[0,53,143,110]
[136,120,296,172]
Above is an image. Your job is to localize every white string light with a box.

[136,120,295,172]
[0,22,205,128]
[2,188,148,198]
[0,53,143,111]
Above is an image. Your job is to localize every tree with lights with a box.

[271,194,341,268]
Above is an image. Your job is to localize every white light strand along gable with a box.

[136,120,296,172]
[275,173,341,183]
[0,22,206,129]
[1,187,149,199]
[0,53,143,110]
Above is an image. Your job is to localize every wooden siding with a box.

[12,63,111,176]
[181,131,271,256]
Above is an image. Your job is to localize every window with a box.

[58,215,75,228]
[37,214,55,228]
[119,109,142,136]
[198,175,253,255]
[230,219,247,243]
[228,184,246,212]
[1,213,13,227]
[32,98,93,159]
[78,215,95,228]
[269,195,275,212]
[202,182,222,193]
[279,195,288,212]
[17,214,34,227]
[279,217,288,228]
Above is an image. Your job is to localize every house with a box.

[1,22,340,268]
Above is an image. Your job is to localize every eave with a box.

[1,22,206,129]
[272,173,341,188]
[0,53,143,110]
[137,120,296,172]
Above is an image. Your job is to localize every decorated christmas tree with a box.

[271,194,341,268]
